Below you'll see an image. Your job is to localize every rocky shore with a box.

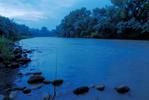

[0,46,31,69]
[0,43,131,100]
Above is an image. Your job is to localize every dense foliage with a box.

[0,16,32,40]
[0,16,51,66]
[30,27,53,37]
[0,37,14,62]
[0,16,51,39]
[54,0,149,39]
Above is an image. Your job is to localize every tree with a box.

[110,0,127,7]
[54,1,149,39]
[56,7,91,37]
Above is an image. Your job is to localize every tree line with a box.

[0,16,51,40]
[53,0,149,39]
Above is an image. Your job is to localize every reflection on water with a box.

[1,37,149,100]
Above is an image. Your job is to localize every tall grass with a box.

[0,37,14,62]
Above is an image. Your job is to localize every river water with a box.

[1,37,149,100]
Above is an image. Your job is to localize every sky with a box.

[0,0,111,30]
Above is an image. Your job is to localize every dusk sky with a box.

[0,0,111,29]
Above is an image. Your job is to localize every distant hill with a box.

[0,16,53,39]
[30,27,56,37]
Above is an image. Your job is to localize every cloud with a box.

[0,0,111,29]
[0,1,45,21]
[0,0,79,21]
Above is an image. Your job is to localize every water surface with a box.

[4,37,149,100]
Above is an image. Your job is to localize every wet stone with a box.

[115,85,130,94]
[73,86,89,95]
[23,88,31,94]
[94,84,105,91]
[28,75,45,84]
[32,72,42,75]
[52,79,63,87]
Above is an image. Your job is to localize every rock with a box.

[17,72,23,76]
[23,49,32,54]
[28,75,45,84]
[23,54,27,57]
[52,79,63,87]
[43,80,51,84]
[24,72,42,76]
[19,57,31,64]
[115,85,130,94]
[12,86,26,91]
[13,48,22,54]
[8,63,20,68]
[15,54,22,59]
[73,86,89,95]
[32,72,42,75]
[94,84,105,91]
[23,88,31,94]
[24,72,32,76]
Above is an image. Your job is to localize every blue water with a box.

[10,37,149,100]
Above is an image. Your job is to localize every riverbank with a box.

[0,37,33,99]
[0,37,31,69]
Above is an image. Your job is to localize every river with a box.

[1,37,149,100]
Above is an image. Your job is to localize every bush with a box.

[54,0,149,39]
[116,18,142,38]
[0,37,14,62]
[141,19,149,39]
[94,18,116,38]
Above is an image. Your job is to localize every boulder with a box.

[22,54,27,57]
[17,72,23,76]
[24,72,32,76]
[115,85,130,94]
[73,86,89,95]
[52,79,63,87]
[32,72,42,75]
[24,72,42,76]
[15,54,22,59]
[12,86,26,91]
[23,49,32,53]
[28,75,45,84]
[13,48,22,54]
[8,63,20,69]
[23,88,31,94]
[94,84,105,91]
[19,57,31,64]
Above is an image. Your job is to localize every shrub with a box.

[0,37,14,62]
[116,18,142,38]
